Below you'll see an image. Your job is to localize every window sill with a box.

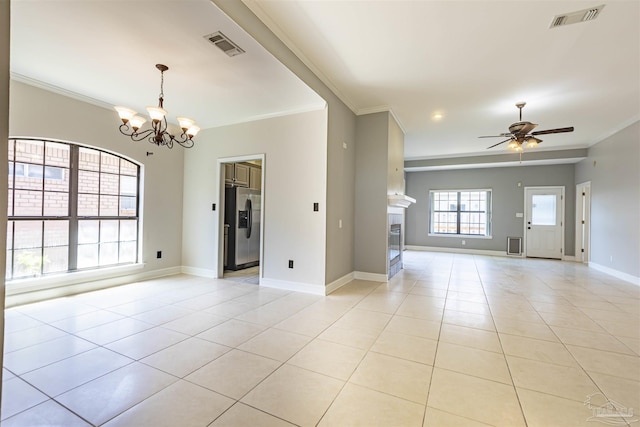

[428,234,492,240]
[6,263,146,296]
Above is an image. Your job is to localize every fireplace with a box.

[388,215,403,278]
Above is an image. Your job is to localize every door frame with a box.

[217,154,265,282]
[575,181,591,264]
[523,186,565,259]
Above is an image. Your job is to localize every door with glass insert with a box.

[525,187,564,259]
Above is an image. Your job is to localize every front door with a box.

[525,187,564,259]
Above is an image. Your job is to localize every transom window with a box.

[7,138,141,280]
[430,190,492,236]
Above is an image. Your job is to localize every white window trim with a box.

[429,188,493,238]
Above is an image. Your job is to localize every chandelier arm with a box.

[176,138,195,149]
[119,124,157,142]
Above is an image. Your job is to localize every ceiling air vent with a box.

[550,4,605,28]
[204,31,245,57]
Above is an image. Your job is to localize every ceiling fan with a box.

[479,102,574,151]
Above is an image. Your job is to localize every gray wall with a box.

[9,82,186,281]
[326,101,357,283]
[355,112,389,275]
[213,0,358,285]
[406,164,576,256]
[575,121,640,278]
[1,0,9,393]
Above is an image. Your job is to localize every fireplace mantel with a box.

[388,194,416,208]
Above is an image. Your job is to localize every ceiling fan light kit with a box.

[114,64,199,149]
[480,102,574,156]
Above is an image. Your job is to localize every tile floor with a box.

[1,251,639,426]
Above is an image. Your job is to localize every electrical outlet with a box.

[313,202,319,212]
[157,251,162,259]
[461,240,466,246]
[288,260,294,268]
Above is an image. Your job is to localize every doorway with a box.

[218,155,264,284]
[524,186,564,259]
[575,182,591,263]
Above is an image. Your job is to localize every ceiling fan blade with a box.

[478,133,511,138]
[486,138,512,149]
[531,126,574,136]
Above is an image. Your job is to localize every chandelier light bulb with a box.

[187,125,200,138]
[114,106,137,123]
[129,116,147,131]
[177,117,196,131]
[146,106,168,122]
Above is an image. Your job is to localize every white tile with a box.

[319,383,425,427]
[1,399,91,427]
[186,349,280,399]
[141,337,230,377]
[350,352,432,403]
[197,319,267,347]
[210,402,297,427]
[55,362,177,426]
[161,311,228,335]
[288,338,366,380]
[0,378,49,421]
[242,364,344,427]
[4,335,96,374]
[105,327,188,360]
[427,368,526,427]
[102,380,233,427]
[75,317,154,345]
[21,347,133,396]
[50,309,124,333]
[238,328,311,361]
[371,330,438,365]
[3,324,68,353]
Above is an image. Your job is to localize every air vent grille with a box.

[550,4,605,28]
[204,31,245,57]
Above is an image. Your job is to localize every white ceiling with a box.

[10,0,324,130]
[10,0,640,161]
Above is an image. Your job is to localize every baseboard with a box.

[589,263,640,286]
[181,266,217,278]
[405,245,509,257]
[260,278,327,296]
[6,266,182,308]
[354,271,388,282]
[563,255,577,262]
[326,272,355,294]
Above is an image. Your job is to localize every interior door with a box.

[525,187,564,259]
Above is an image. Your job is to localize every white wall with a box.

[181,109,328,293]
[8,82,185,300]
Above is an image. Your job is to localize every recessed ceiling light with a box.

[432,112,443,120]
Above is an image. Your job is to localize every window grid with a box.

[7,138,140,280]
[430,190,491,236]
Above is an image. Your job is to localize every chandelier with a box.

[114,64,199,149]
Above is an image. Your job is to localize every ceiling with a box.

[10,0,640,161]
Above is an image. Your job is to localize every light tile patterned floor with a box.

[2,251,639,426]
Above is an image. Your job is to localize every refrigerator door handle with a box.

[245,198,252,239]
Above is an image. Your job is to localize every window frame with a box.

[428,189,492,238]
[6,138,142,281]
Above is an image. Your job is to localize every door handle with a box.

[245,199,252,239]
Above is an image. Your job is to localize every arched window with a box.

[7,138,141,280]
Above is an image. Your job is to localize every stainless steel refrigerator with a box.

[224,187,261,270]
